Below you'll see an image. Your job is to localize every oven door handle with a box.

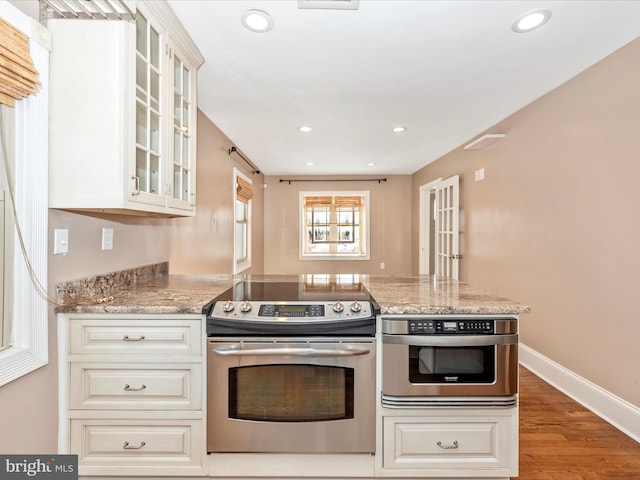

[382,334,518,347]
[211,345,371,357]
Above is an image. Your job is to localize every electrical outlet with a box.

[101,228,114,250]
[380,262,385,270]
[54,229,69,255]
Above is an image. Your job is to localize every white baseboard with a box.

[519,343,640,443]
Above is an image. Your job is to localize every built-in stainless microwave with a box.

[381,316,518,406]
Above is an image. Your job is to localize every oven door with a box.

[382,334,518,398]
[207,338,376,453]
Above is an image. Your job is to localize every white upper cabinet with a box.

[48,1,203,217]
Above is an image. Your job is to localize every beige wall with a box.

[412,37,640,408]
[169,110,264,274]
[263,176,412,274]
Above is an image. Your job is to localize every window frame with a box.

[0,3,49,386]
[299,191,370,261]
[233,168,252,273]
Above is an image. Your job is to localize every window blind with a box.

[236,176,253,203]
[0,17,40,107]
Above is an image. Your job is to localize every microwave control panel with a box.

[408,320,494,334]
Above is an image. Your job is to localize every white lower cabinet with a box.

[382,409,518,478]
[58,314,207,476]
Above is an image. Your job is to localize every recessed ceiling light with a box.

[306,161,314,166]
[512,9,551,33]
[367,162,376,167]
[298,126,313,133]
[392,126,406,133]
[241,9,274,33]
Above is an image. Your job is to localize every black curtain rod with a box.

[279,178,387,185]
[228,146,260,174]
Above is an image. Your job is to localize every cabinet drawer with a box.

[69,319,201,357]
[70,419,205,475]
[69,363,201,410]
[383,415,511,471]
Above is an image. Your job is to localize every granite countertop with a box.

[55,263,529,315]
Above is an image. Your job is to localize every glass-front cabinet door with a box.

[133,9,164,205]
[168,44,196,210]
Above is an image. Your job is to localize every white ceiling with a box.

[168,0,640,176]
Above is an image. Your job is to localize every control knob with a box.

[350,301,362,313]
[240,301,252,313]
[332,300,344,313]
[222,300,235,313]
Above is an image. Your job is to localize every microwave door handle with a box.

[211,346,371,357]
[382,334,518,347]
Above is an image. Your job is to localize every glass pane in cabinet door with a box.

[150,26,160,69]
[183,102,190,129]
[136,13,147,56]
[150,154,159,194]
[150,69,160,112]
[173,165,181,200]
[182,133,189,166]
[174,57,182,94]
[136,102,147,147]
[183,65,189,98]
[174,92,181,124]
[174,131,182,166]
[136,148,148,192]
[182,169,189,201]
[150,112,160,153]
[136,55,146,97]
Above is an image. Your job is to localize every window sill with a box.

[300,254,370,261]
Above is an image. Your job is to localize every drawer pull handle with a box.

[122,335,145,341]
[437,440,459,449]
[123,441,146,450]
[124,384,147,391]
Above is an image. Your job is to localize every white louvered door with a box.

[434,175,460,279]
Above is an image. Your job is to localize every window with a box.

[234,169,252,273]
[300,191,370,259]
[0,2,49,385]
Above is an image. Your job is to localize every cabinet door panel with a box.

[69,363,201,410]
[69,319,201,356]
[70,419,205,475]
[383,414,514,472]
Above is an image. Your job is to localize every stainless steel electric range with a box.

[202,280,379,454]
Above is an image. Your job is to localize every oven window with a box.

[409,346,495,383]
[229,364,354,422]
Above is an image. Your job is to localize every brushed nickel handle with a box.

[123,441,146,450]
[437,440,459,449]
[122,335,145,341]
[124,384,147,391]
[131,175,140,195]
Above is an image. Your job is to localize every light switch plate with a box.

[101,228,114,250]
[54,229,69,255]
[475,168,485,181]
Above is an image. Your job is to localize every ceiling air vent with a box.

[39,0,134,21]
[297,0,360,10]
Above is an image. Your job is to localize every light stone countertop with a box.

[55,265,529,316]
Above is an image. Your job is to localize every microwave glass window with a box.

[229,364,354,422]
[409,346,495,383]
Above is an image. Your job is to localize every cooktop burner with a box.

[203,281,379,337]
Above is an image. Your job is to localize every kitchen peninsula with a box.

[56,263,529,479]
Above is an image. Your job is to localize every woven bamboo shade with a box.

[236,176,253,203]
[0,17,40,107]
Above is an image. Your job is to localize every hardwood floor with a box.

[515,367,640,480]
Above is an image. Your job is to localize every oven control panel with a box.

[408,320,493,334]
[210,300,373,322]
